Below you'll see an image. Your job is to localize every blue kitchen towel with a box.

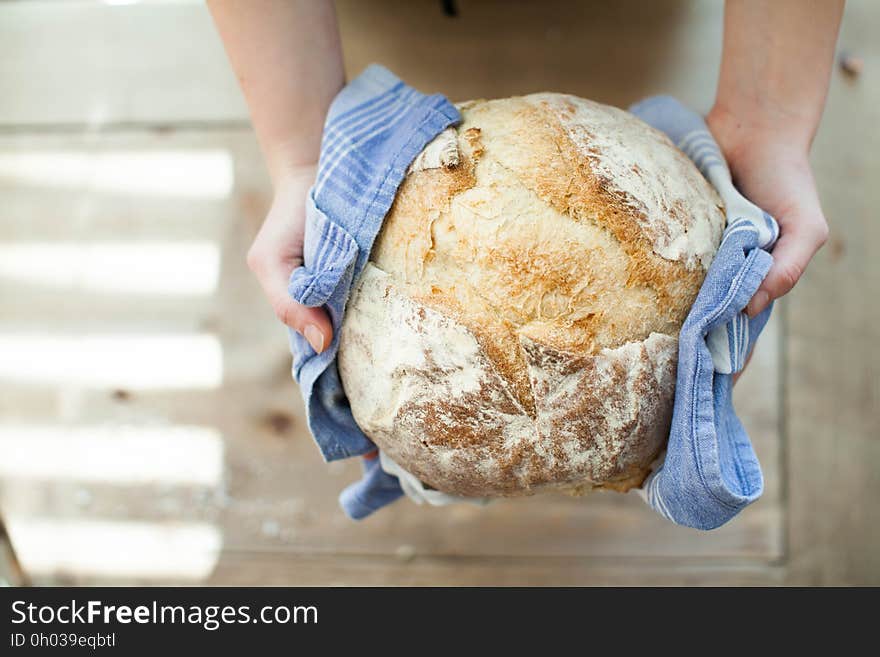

[286,64,460,517]
[629,95,779,529]
[337,455,406,521]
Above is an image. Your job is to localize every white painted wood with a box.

[0,0,249,127]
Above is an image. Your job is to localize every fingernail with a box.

[303,324,325,354]
[747,290,769,318]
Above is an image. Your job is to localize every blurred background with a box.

[0,0,876,586]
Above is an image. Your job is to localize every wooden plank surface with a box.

[336,0,723,111]
[0,0,248,127]
[0,0,722,128]
[0,126,782,585]
[782,0,880,585]
[213,554,788,587]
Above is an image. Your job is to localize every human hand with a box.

[706,106,829,318]
[246,164,333,353]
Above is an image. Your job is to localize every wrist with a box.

[271,160,319,192]
[706,102,812,172]
[262,131,322,189]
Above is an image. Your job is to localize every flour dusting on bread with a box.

[338,93,723,498]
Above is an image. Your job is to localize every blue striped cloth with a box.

[630,96,778,529]
[287,65,460,518]
[288,65,778,529]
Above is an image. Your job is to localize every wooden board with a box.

[782,0,880,585]
[0,0,248,127]
[0,0,722,129]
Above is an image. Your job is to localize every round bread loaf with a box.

[338,93,725,498]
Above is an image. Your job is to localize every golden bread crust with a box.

[338,94,724,496]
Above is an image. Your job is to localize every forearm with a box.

[707,0,841,318]
[207,0,345,186]
[711,0,844,154]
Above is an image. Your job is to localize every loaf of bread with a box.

[338,94,725,497]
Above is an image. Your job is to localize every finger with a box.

[746,216,828,317]
[248,250,333,352]
[272,294,334,354]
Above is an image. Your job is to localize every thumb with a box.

[272,291,334,354]
[249,251,333,353]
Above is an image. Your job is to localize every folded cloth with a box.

[629,96,778,529]
[286,64,460,518]
[337,455,404,521]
